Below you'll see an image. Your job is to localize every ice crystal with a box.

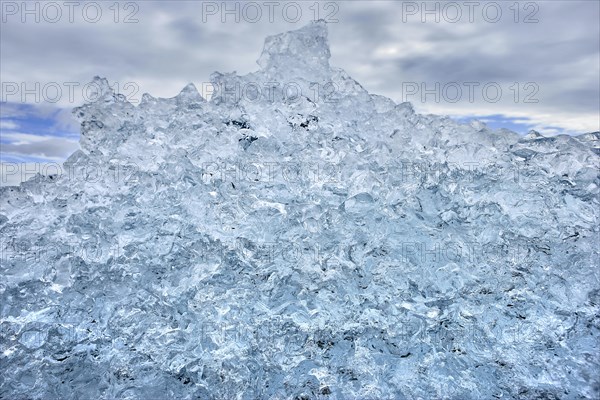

[1,21,599,399]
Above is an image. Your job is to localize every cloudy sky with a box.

[1,0,599,183]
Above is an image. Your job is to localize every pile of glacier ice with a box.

[1,21,599,399]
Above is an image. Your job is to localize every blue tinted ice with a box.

[1,21,599,399]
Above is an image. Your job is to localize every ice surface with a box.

[1,21,599,399]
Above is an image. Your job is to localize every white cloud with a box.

[1,133,79,161]
[1,132,56,144]
[0,120,19,130]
